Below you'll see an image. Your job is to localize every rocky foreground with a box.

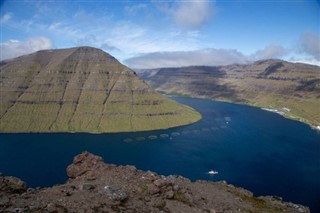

[0,152,309,213]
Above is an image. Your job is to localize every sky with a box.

[1,0,319,68]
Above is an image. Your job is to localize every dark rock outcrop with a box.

[0,152,310,213]
[0,174,26,193]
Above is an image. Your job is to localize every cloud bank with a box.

[1,37,53,60]
[124,35,320,69]
[124,48,250,69]
[253,44,287,60]
[299,31,320,60]
[124,43,308,69]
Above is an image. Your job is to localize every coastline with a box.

[1,102,318,211]
[0,115,202,134]
[166,93,320,132]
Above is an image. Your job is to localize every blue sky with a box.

[1,0,319,68]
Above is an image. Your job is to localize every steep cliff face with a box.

[0,47,201,132]
[0,152,309,213]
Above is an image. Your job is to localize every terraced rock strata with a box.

[0,47,201,132]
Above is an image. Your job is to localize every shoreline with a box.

[0,116,202,134]
[166,94,320,132]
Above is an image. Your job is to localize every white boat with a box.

[208,170,218,175]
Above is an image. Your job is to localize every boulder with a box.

[0,175,26,193]
[147,184,160,195]
[153,178,171,188]
[66,151,104,178]
[102,185,127,202]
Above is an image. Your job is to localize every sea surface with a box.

[0,97,319,212]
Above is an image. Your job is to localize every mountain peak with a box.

[72,46,112,55]
[0,47,201,133]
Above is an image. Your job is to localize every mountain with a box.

[139,60,320,128]
[0,47,201,133]
[0,151,310,212]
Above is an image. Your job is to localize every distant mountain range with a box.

[0,47,201,133]
[139,59,320,128]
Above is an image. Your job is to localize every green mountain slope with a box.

[0,46,201,133]
[139,60,320,128]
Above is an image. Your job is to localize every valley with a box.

[139,60,320,129]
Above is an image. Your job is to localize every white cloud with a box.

[47,22,61,31]
[76,34,97,46]
[47,22,81,39]
[124,44,299,69]
[287,55,320,67]
[0,12,12,24]
[0,4,205,62]
[253,44,287,60]
[174,1,214,29]
[0,37,53,60]
[124,48,249,69]
[99,22,202,61]
[298,31,320,60]
[289,59,320,67]
[100,43,121,52]
[125,4,148,16]
[154,0,214,29]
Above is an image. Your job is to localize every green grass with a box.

[229,187,284,213]
[147,77,319,128]
[0,57,201,133]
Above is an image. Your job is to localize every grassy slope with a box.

[219,78,320,127]
[142,61,320,128]
[0,47,201,133]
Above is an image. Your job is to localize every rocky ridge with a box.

[0,152,309,213]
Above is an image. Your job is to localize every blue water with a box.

[0,97,319,212]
